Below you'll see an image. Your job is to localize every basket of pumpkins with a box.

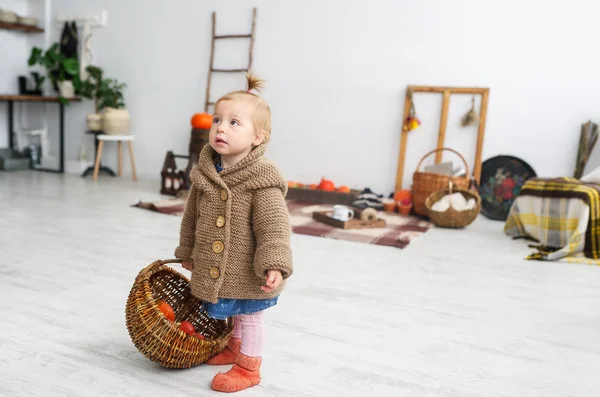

[125,259,233,368]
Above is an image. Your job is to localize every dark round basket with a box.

[125,259,233,368]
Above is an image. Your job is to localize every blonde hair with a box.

[215,71,272,142]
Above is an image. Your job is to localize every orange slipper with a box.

[211,353,262,393]
[205,338,241,366]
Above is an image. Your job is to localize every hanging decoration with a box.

[80,20,94,80]
[461,96,480,127]
[403,88,421,132]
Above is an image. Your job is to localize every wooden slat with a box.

[409,85,489,95]
[0,95,81,102]
[473,91,489,184]
[0,21,44,33]
[214,34,251,39]
[395,92,415,191]
[435,90,451,163]
[211,68,248,73]
[248,8,257,69]
[204,12,217,113]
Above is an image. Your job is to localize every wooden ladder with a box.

[204,7,257,113]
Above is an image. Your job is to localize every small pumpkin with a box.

[336,185,351,193]
[393,189,412,203]
[157,301,175,322]
[308,184,318,190]
[191,113,213,129]
[318,177,335,191]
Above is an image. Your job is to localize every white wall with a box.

[28,0,600,193]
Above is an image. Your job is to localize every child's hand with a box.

[261,270,283,293]
[182,260,194,271]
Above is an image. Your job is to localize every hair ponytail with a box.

[246,70,265,93]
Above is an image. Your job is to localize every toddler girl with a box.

[175,73,293,393]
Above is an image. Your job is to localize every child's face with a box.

[210,99,264,158]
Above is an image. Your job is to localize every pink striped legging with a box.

[232,311,264,357]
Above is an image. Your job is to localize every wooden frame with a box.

[395,85,490,191]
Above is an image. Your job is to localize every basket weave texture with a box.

[125,259,233,368]
[425,182,481,228]
[412,148,471,216]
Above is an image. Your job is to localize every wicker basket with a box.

[125,259,233,368]
[412,148,471,216]
[425,181,481,228]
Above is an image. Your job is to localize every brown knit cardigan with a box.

[174,143,293,303]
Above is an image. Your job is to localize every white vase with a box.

[86,113,103,131]
[57,81,75,98]
[102,108,131,135]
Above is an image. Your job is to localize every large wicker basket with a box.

[425,182,481,228]
[125,259,233,368]
[412,148,471,216]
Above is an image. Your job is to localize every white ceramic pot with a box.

[102,108,131,135]
[57,81,75,98]
[18,16,39,26]
[0,9,18,23]
[86,113,103,131]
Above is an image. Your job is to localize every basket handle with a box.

[157,259,184,265]
[141,258,184,277]
[416,147,469,177]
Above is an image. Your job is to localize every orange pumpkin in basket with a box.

[157,301,175,322]
[191,113,213,129]
[336,185,351,193]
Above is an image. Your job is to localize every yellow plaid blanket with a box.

[504,177,600,264]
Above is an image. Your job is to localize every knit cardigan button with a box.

[212,240,224,253]
[216,216,225,228]
[220,189,228,201]
[209,267,220,279]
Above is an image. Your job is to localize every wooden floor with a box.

[1,171,600,397]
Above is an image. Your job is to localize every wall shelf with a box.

[0,21,44,33]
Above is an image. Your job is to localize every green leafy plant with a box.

[28,44,80,103]
[79,65,127,112]
[28,44,79,85]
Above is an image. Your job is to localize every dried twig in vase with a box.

[574,120,599,179]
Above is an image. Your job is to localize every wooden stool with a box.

[93,135,137,181]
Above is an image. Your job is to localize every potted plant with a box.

[79,65,129,134]
[28,44,79,102]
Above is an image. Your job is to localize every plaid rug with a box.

[133,198,187,216]
[133,198,433,249]
[287,201,432,249]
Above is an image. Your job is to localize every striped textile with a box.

[504,177,600,264]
